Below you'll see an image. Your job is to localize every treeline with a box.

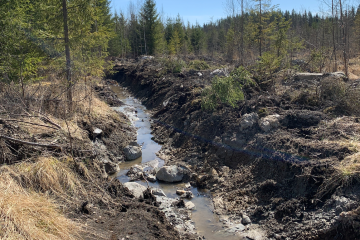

[2,0,360,88]
[110,0,360,74]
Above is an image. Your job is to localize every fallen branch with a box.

[0,135,62,149]
[40,116,62,130]
[0,119,59,130]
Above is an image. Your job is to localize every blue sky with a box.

[110,0,359,25]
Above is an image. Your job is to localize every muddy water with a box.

[111,86,238,240]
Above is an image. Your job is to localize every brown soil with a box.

[110,58,360,240]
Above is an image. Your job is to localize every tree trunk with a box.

[259,0,262,57]
[62,0,72,112]
[332,0,337,71]
[240,0,244,65]
[339,0,348,76]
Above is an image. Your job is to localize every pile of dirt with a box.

[110,58,360,239]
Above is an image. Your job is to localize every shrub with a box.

[159,57,186,74]
[253,52,282,82]
[230,66,255,87]
[201,76,244,111]
[187,60,210,70]
[201,67,252,111]
[319,77,346,102]
[335,87,360,116]
[318,77,360,116]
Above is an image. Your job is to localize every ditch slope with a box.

[110,58,360,240]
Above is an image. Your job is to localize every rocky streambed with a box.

[111,86,247,240]
[107,59,360,240]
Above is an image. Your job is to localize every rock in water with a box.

[151,188,166,197]
[185,201,196,210]
[124,142,142,161]
[156,166,184,182]
[176,190,194,199]
[123,182,147,198]
[147,174,157,182]
[227,223,245,233]
[127,164,143,176]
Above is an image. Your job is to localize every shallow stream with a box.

[111,86,239,240]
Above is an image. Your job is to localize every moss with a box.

[258,108,269,118]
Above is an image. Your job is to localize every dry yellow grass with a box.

[15,157,87,198]
[18,78,120,140]
[316,153,360,199]
[338,152,360,177]
[0,167,82,240]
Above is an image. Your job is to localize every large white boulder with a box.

[123,182,147,198]
[240,113,259,130]
[258,114,281,132]
[294,73,323,81]
[141,55,154,60]
[156,166,184,182]
[210,68,229,77]
[124,142,142,161]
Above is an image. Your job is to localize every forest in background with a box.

[110,0,360,75]
[1,0,360,92]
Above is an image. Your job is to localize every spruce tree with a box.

[140,0,160,55]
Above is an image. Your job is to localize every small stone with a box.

[151,188,166,197]
[209,168,218,177]
[147,174,157,182]
[177,190,194,199]
[185,201,196,210]
[104,161,120,175]
[123,182,147,198]
[227,223,245,233]
[242,215,252,225]
[127,165,143,176]
[93,128,103,138]
[176,190,186,195]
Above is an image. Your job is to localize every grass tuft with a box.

[16,157,87,197]
[316,155,360,200]
[0,168,82,240]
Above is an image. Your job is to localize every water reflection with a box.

[111,86,240,240]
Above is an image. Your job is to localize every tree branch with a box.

[0,119,59,130]
[0,135,62,149]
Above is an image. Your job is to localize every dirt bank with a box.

[110,58,360,240]
[0,80,185,240]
